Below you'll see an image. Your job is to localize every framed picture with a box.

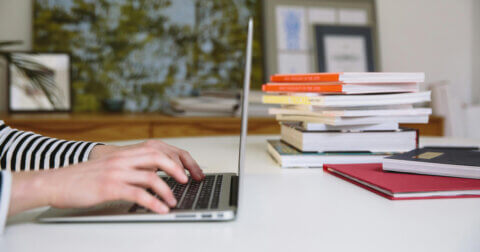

[314,25,375,72]
[263,0,379,76]
[7,52,72,113]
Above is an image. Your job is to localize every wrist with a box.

[89,145,120,160]
[9,171,52,216]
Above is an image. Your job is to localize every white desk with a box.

[2,135,480,252]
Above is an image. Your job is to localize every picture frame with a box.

[314,25,375,72]
[263,0,379,76]
[7,52,72,113]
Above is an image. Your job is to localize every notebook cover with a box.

[262,84,343,93]
[384,148,480,167]
[270,73,341,82]
[323,163,480,200]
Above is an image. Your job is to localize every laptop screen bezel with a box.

[236,17,253,205]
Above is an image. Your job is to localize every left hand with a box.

[89,140,205,181]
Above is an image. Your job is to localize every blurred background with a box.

[0,0,479,141]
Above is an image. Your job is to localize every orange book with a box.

[270,73,340,82]
[270,72,426,83]
[262,83,343,93]
[262,82,420,94]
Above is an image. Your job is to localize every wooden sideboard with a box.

[1,113,444,142]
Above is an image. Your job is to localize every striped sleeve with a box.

[0,121,101,171]
[0,170,12,234]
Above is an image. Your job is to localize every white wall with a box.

[0,1,31,49]
[473,0,480,104]
[376,0,475,104]
[0,0,32,113]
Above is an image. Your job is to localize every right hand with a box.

[9,145,200,216]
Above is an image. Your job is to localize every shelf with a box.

[1,113,443,142]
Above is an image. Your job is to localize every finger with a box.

[177,150,204,181]
[165,152,186,171]
[107,146,159,158]
[118,185,170,214]
[162,149,204,181]
[142,143,196,180]
[123,170,177,207]
[109,152,188,183]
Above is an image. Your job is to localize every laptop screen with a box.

[236,17,253,205]
[237,18,252,178]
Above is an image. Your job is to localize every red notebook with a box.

[323,163,480,200]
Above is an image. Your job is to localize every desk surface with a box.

[2,135,480,252]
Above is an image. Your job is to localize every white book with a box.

[340,83,420,94]
[281,124,418,152]
[338,72,425,83]
[283,104,414,110]
[276,114,429,126]
[269,107,432,117]
[267,140,389,168]
[301,122,400,131]
[271,72,425,83]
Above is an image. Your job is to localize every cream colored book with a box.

[276,114,429,126]
[269,107,432,117]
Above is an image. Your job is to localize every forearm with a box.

[8,171,54,216]
[88,145,120,160]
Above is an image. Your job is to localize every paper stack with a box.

[166,90,240,117]
[262,72,432,168]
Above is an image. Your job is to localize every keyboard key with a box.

[195,176,215,209]
[178,180,201,209]
[173,180,189,201]
[210,175,223,209]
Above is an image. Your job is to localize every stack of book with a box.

[324,147,480,200]
[262,72,432,168]
[166,90,240,117]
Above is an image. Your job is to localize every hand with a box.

[90,140,205,181]
[8,142,205,217]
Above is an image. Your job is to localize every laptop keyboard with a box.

[129,175,223,213]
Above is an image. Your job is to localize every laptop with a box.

[37,17,253,222]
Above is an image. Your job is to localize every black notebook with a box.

[383,148,480,179]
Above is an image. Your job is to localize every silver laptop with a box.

[37,18,253,223]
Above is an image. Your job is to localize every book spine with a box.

[262,84,343,93]
[262,95,324,105]
[415,128,419,149]
[270,73,340,82]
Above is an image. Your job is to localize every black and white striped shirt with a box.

[0,120,100,234]
[0,121,99,171]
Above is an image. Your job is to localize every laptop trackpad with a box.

[40,201,133,219]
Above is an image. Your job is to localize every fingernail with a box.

[169,198,177,206]
[159,204,169,214]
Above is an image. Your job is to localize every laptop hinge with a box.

[229,176,239,207]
